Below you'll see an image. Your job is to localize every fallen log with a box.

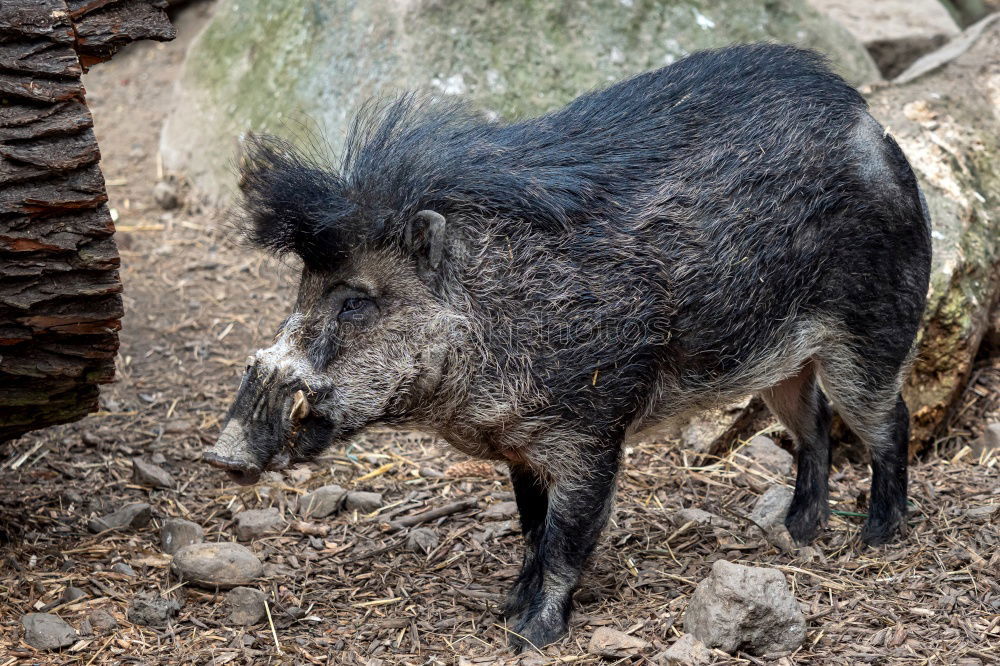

[0,0,174,442]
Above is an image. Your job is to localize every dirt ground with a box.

[1,3,999,664]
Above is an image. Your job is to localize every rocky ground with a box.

[1,2,999,664]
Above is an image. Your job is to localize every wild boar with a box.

[204,44,932,648]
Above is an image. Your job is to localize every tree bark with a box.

[0,0,174,441]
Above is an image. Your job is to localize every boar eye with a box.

[338,296,373,323]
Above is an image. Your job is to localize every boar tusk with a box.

[289,390,310,422]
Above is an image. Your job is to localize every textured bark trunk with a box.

[0,0,174,441]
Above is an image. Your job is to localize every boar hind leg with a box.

[818,355,910,546]
[508,445,619,651]
[760,361,832,544]
[503,463,549,619]
[855,394,910,546]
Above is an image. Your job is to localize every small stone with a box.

[764,524,799,553]
[739,435,793,477]
[110,563,136,577]
[286,466,312,484]
[132,458,175,489]
[406,527,439,554]
[661,633,711,665]
[675,507,734,529]
[61,586,87,603]
[171,542,263,589]
[150,452,167,465]
[748,485,794,532]
[344,491,383,513]
[163,419,192,435]
[153,179,180,210]
[226,587,268,625]
[81,431,102,447]
[298,485,346,518]
[234,508,284,541]
[796,546,822,563]
[971,423,1000,458]
[21,613,77,650]
[87,502,152,533]
[127,593,181,627]
[588,626,651,658]
[87,609,118,632]
[965,505,999,520]
[283,605,306,620]
[685,560,805,655]
[482,500,518,521]
[160,518,204,555]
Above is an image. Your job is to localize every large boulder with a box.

[804,0,960,77]
[161,0,878,200]
[866,18,1000,450]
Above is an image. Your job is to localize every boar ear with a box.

[406,209,446,271]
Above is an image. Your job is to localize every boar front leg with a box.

[503,463,549,619]
[507,444,620,651]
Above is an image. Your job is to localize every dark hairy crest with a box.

[235,43,866,269]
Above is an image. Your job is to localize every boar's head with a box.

[204,132,466,484]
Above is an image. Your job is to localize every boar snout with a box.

[203,420,263,485]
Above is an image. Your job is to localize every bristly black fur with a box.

[236,43,865,268]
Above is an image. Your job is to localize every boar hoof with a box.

[783,499,828,545]
[502,571,541,619]
[509,607,569,652]
[860,505,906,546]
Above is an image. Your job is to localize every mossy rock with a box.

[867,21,1000,449]
[161,0,878,199]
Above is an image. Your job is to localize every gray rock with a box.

[804,0,959,78]
[764,524,799,553]
[226,587,268,625]
[132,458,175,489]
[160,518,204,555]
[171,542,264,589]
[406,527,439,554]
[87,609,118,632]
[748,485,794,532]
[345,491,383,513]
[679,397,760,453]
[965,504,999,520]
[739,436,793,478]
[162,0,878,202]
[234,508,284,541]
[152,179,180,210]
[299,484,347,518]
[587,626,651,658]
[110,562,137,577]
[676,507,734,530]
[481,500,518,521]
[685,560,805,655]
[661,633,711,665]
[127,593,181,627]
[894,13,1000,84]
[971,423,1000,459]
[151,452,168,465]
[87,502,152,533]
[61,586,87,603]
[21,613,77,650]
